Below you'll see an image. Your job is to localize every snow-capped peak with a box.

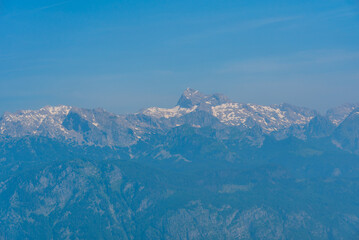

[142,105,198,119]
[41,105,72,115]
[0,105,72,136]
[211,102,315,133]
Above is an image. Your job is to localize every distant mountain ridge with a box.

[1,89,359,239]
[1,88,358,153]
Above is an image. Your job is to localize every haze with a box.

[1,0,359,114]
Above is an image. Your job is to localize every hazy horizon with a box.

[1,0,359,114]
[0,87,359,116]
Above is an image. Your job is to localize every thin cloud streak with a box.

[168,16,301,44]
[3,0,72,18]
[219,50,359,74]
[169,6,359,45]
[34,1,71,12]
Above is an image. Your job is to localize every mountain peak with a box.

[177,88,231,108]
[40,105,72,115]
[177,88,205,108]
[182,88,202,97]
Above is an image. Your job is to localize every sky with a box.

[1,0,359,114]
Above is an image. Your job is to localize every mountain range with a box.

[1,88,359,239]
[1,88,359,152]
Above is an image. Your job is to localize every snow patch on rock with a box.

[142,105,198,119]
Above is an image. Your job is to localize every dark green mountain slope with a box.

[1,131,359,239]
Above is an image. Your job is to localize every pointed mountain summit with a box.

[177,88,231,108]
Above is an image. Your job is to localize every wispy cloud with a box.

[168,16,301,44]
[3,1,71,18]
[169,5,359,45]
[33,1,71,12]
[219,50,359,74]
[316,7,359,19]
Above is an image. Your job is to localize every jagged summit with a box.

[182,88,202,99]
[177,88,206,108]
[177,88,231,108]
[0,105,72,136]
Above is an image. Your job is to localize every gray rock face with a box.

[326,103,359,125]
[305,115,336,138]
[61,107,139,146]
[0,105,71,138]
[332,108,359,154]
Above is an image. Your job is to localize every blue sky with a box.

[1,0,359,114]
